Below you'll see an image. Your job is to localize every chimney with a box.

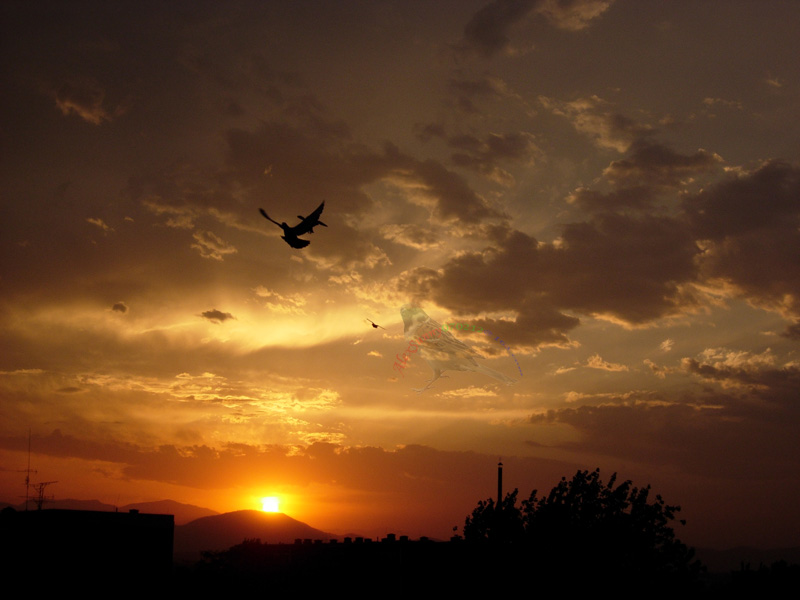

[497,460,503,504]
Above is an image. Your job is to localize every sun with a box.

[261,496,280,513]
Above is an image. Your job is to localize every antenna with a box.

[20,429,37,511]
[497,459,503,505]
[31,481,58,511]
[18,431,57,511]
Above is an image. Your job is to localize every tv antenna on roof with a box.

[17,430,57,511]
[14,429,38,511]
[31,481,58,511]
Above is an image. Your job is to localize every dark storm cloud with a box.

[200,309,235,324]
[111,302,128,314]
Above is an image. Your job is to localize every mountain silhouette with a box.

[174,510,336,561]
[2,498,217,526]
[120,500,217,525]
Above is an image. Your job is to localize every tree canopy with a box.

[464,468,702,585]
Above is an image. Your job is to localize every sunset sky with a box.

[2,0,799,549]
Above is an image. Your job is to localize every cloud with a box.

[51,78,126,125]
[200,309,235,324]
[603,140,723,186]
[782,321,800,340]
[111,302,128,314]
[456,0,614,58]
[253,288,308,314]
[683,160,800,318]
[538,0,615,31]
[404,210,699,346]
[448,132,538,184]
[143,200,199,229]
[643,359,669,379]
[585,354,628,371]
[659,339,674,352]
[539,95,654,152]
[379,224,442,251]
[702,97,743,111]
[86,218,114,233]
[56,386,84,394]
[458,0,540,58]
[566,186,655,213]
[445,75,527,114]
[0,431,573,509]
[679,347,797,393]
[550,213,699,323]
[191,230,238,261]
[529,395,799,478]
[381,143,505,223]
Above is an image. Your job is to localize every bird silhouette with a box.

[366,318,385,330]
[399,304,515,392]
[259,201,327,249]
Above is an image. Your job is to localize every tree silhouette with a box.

[464,468,703,587]
[463,489,523,543]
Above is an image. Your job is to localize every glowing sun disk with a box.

[261,496,280,512]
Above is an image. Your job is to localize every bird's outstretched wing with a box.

[259,208,282,228]
[291,201,326,236]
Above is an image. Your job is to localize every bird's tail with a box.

[473,364,516,386]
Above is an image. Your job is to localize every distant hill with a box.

[174,510,336,561]
[120,500,217,525]
[1,499,217,526]
[33,498,115,512]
